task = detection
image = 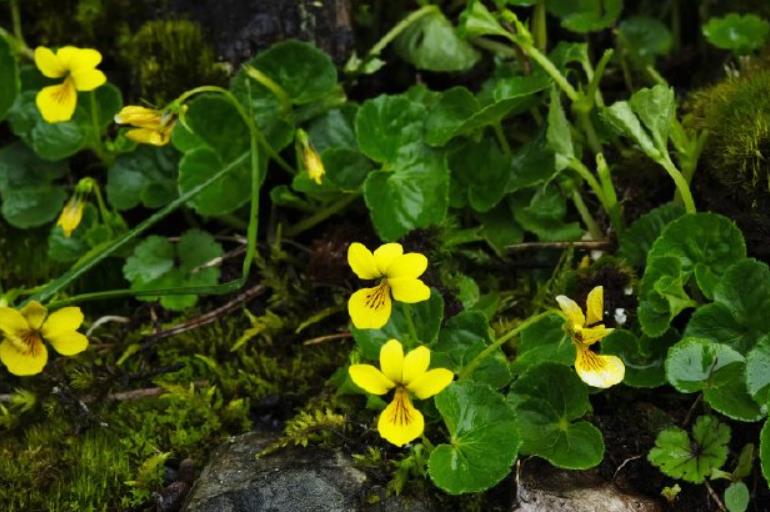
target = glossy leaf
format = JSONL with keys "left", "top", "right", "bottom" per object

{"left": 602, "top": 329, "right": 678, "bottom": 388}
{"left": 746, "top": 335, "right": 770, "bottom": 405}
{"left": 703, "top": 14, "right": 770, "bottom": 55}
{"left": 107, "top": 146, "right": 178, "bottom": 210}
{"left": 449, "top": 135, "right": 510, "bottom": 212}
{"left": 618, "top": 202, "right": 685, "bottom": 267}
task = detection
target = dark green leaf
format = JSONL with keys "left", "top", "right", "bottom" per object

{"left": 107, "top": 146, "right": 178, "bottom": 210}
{"left": 356, "top": 95, "right": 426, "bottom": 163}
{"left": 510, "top": 312, "right": 573, "bottom": 374}
{"left": 746, "top": 335, "right": 770, "bottom": 405}
{"left": 477, "top": 200, "right": 524, "bottom": 252}
{"left": 547, "top": 0, "right": 623, "bottom": 33}
{"left": 602, "top": 328, "right": 678, "bottom": 388}
{"left": 0, "top": 36, "right": 19, "bottom": 121}
{"left": 637, "top": 256, "right": 695, "bottom": 338}
{"left": 618, "top": 202, "right": 685, "bottom": 267}
{"left": 511, "top": 184, "right": 583, "bottom": 241}
{"left": 618, "top": 16, "right": 673, "bottom": 67}
{"left": 322, "top": 148, "right": 372, "bottom": 190}
{"left": 449, "top": 135, "right": 510, "bottom": 212}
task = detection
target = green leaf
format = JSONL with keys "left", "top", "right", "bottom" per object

{"left": 647, "top": 213, "right": 746, "bottom": 298}
{"left": 363, "top": 146, "right": 449, "bottom": 241}
{"left": 665, "top": 338, "right": 763, "bottom": 422}
{"left": 0, "top": 141, "right": 67, "bottom": 228}
{"left": 176, "top": 95, "right": 258, "bottom": 216}
{"left": 510, "top": 312, "right": 573, "bottom": 374}
{"left": 107, "top": 146, "right": 178, "bottom": 210}
{"left": 322, "top": 148, "right": 372, "bottom": 190}
{"left": 477, "top": 200, "right": 524, "bottom": 252}
{"left": 761, "top": 420, "right": 770, "bottom": 486}
{"left": 637, "top": 256, "right": 695, "bottom": 338}
{"left": 685, "top": 259, "right": 770, "bottom": 354}
{"left": 602, "top": 100, "right": 659, "bottom": 159}
{"left": 123, "top": 230, "right": 224, "bottom": 311}
{"left": 394, "top": 8, "right": 480, "bottom": 72}
{"left": 356, "top": 95, "right": 426, "bottom": 163}
{"left": 602, "top": 329, "right": 678, "bottom": 388}
{"left": 511, "top": 184, "right": 583, "bottom": 241}
{"left": 0, "top": 36, "right": 19, "bottom": 121}
{"left": 506, "top": 131, "right": 559, "bottom": 192}
{"left": 448, "top": 135, "right": 510, "bottom": 212}
{"left": 307, "top": 105, "right": 358, "bottom": 152}
{"left": 628, "top": 85, "right": 675, "bottom": 154}
{"left": 350, "top": 290, "right": 444, "bottom": 360}
{"left": 746, "top": 335, "right": 770, "bottom": 405}
{"left": 459, "top": 1, "right": 510, "bottom": 39}
{"left": 703, "top": 14, "right": 770, "bottom": 55}
{"left": 509, "top": 363, "right": 604, "bottom": 469}
{"left": 648, "top": 415, "right": 730, "bottom": 484}
{"left": 547, "top": 0, "right": 623, "bottom": 33}
{"left": 47, "top": 204, "right": 99, "bottom": 262}
{"left": 546, "top": 88, "right": 574, "bottom": 171}
{"left": 724, "top": 482, "right": 749, "bottom": 512}
{"left": 428, "top": 381, "right": 520, "bottom": 494}
{"left": 618, "top": 202, "right": 685, "bottom": 267}
{"left": 432, "top": 311, "right": 512, "bottom": 389}
{"left": 617, "top": 16, "right": 673, "bottom": 67}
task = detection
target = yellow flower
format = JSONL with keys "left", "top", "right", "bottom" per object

{"left": 114, "top": 105, "right": 174, "bottom": 146}
{"left": 349, "top": 339, "right": 453, "bottom": 446}
{"left": 34, "top": 46, "right": 107, "bottom": 123}
{"left": 0, "top": 301, "right": 89, "bottom": 376}
{"left": 556, "top": 286, "right": 624, "bottom": 388}
{"left": 347, "top": 242, "right": 431, "bottom": 329}
{"left": 57, "top": 195, "right": 86, "bottom": 237}
{"left": 304, "top": 145, "right": 325, "bottom": 185}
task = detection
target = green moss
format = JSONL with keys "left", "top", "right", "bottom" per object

{"left": 120, "top": 19, "right": 227, "bottom": 104}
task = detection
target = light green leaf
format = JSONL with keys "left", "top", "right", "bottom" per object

{"left": 123, "top": 235, "right": 174, "bottom": 283}
{"left": 665, "top": 338, "right": 763, "bottom": 421}
{"left": 394, "top": 8, "right": 480, "bottom": 72}
{"left": 602, "top": 329, "right": 678, "bottom": 388}
{"left": 355, "top": 94, "right": 426, "bottom": 164}
{"left": 637, "top": 256, "right": 695, "bottom": 338}
{"left": 428, "top": 381, "right": 520, "bottom": 494}
{"left": 509, "top": 363, "right": 604, "bottom": 469}
{"left": 648, "top": 415, "right": 730, "bottom": 484}
{"left": 746, "top": 335, "right": 770, "bottom": 405}
{"left": 703, "top": 14, "right": 770, "bottom": 55}
{"left": 724, "top": 482, "right": 749, "bottom": 512}
{"left": 602, "top": 100, "right": 659, "bottom": 159}
{"left": 546, "top": 88, "right": 574, "bottom": 171}
{"left": 628, "top": 85, "right": 675, "bottom": 153}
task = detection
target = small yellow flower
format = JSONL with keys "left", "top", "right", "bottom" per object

{"left": 34, "top": 46, "right": 107, "bottom": 123}
{"left": 114, "top": 105, "right": 175, "bottom": 146}
{"left": 296, "top": 129, "right": 325, "bottom": 185}
{"left": 556, "top": 286, "right": 624, "bottom": 388}
{"left": 347, "top": 242, "right": 431, "bottom": 329}
{"left": 349, "top": 339, "right": 453, "bottom": 446}
{"left": 57, "top": 195, "right": 86, "bottom": 237}
{"left": 0, "top": 301, "right": 89, "bottom": 376}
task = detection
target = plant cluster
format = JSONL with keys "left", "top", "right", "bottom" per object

{"left": 1, "top": 0, "right": 770, "bottom": 509}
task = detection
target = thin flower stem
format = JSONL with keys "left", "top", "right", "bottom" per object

{"left": 88, "top": 92, "right": 114, "bottom": 167}
{"left": 459, "top": 310, "right": 555, "bottom": 380}
{"left": 9, "top": 0, "right": 25, "bottom": 48}
{"left": 283, "top": 193, "right": 360, "bottom": 238}
{"left": 244, "top": 65, "right": 292, "bottom": 115}
{"left": 404, "top": 304, "right": 420, "bottom": 344}
{"left": 493, "top": 122, "right": 511, "bottom": 156}
{"left": 660, "top": 157, "right": 696, "bottom": 213}
{"left": 517, "top": 40, "right": 578, "bottom": 101}
{"left": 532, "top": 0, "right": 547, "bottom": 51}
{"left": 368, "top": 5, "right": 437, "bottom": 58}
{"left": 568, "top": 158, "right": 611, "bottom": 213}
{"left": 572, "top": 190, "right": 603, "bottom": 240}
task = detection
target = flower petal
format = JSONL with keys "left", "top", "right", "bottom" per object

{"left": 0, "top": 339, "right": 47, "bottom": 376}
{"left": 556, "top": 295, "right": 585, "bottom": 328}
{"left": 47, "top": 331, "right": 89, "bottom": 356}
{"left": 585, "top": 286, "right": 604, "bottom": 326}
{"left": 56, "top": 46, "right": 102, "bottom": 72}
{"left": 373, "top": 243, "right": 403, "bottom": 275}
{"left": 348, "top": 286, "right": 392, "bottom": 329}
{"left": 407, "top": 368, "right": 454, "bottom": 399}
{"left": 386, "top": 253, "right": 428, "bottom": 279}
{"left": 347, "top": 242, "right": 380, "bottom": 280}
{"left": 20, "top": 301, "right": 48, "bottom": 330}
{"left": 36, "top": 81, "right": 78, "bottom": 123}
{"left": 380, "top": 339, "right": 404, "bottom": 383}
{"left": 0, "top": 307, "right": 30, "bottom": 339}
{"left": 578, "top": 325, "right": 613, "bottom": 346}
{"left": 125, "top": 128, "right": 169, "bottom": 146}
{"left": 389, "top": 278, "right": 430, "bottom": 303}
{"left": 349, "top": 364, "right": 394, "bottom": 395}
{"left": 34, "top": 46, "right": 66, "bottom": 78}
{"left": 377, "top": 388, "right": 424, "bottom": 447}
{"left": 402, "top": 346, "right": 430, "bottom": 385}
{"left": 115, "top": 106, "right": 162, "bottom": 127}
{"left": 71, "top": 68, "right": 106, "bottom": 91}
{"left": 575, "top": 348, "right": 625, "bottom": 388}
{"left": 41, "top": 307, "right": 84, "bottom": 340}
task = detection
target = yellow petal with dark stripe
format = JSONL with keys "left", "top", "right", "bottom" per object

{"left": 574, "top": 348, "right": 624, "bottom": 388}
{"left": 348, "top": 284, "right": 392, "bottom": 329}
{"left": 377, "top": 388, "right": 424, "bottom": 447}
{"left": 36, "top": 81, "right": 78, "bottom": 123}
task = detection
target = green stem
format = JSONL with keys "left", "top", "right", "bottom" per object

{"left": 659, "top": 157, "right": 696, "bottom": 213}
{"left": 516, "top": 39, "right": 578, "bottom": 101}
{"left": 369, "top": 5, "right": 437, "bottom": 57}
{"left": 243, "top": 65, "right": 292, "bottom": 115}
{"left": 576, "top": 110, "right": 602, "bottom": 156}
{"left": 532, "top": 0, "right": 547, "bottom": 51}
{"left": 9, "top": 0, "right": 25, "bottom": 48}
{"left": 572, "top": 189, "right": 603, "bottom": 240}
{"left": 568, "top": 158, "right": 609, "bottom": 213}
{"left": 404, "top": 304, "right": 420, "bottom": 344}
{"left": 284, "top": 193, "right": 360, "bottom": 238}
{"left": 459, "top": 310, "right": 555, "bottom": 380}
{"left": 585, "top": 49, "right": 613, "bottom": 109}
{"left": 493, "top": 122, "right": 511, "bottom": 156}
{"left": 88, "top": 92, "right": 114, "bottom": 166}
{"left": 595, "top": 153, "right": 624, "bottom": 235}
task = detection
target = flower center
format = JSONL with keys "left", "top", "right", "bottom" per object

{"left": 11, "top": 329, "right": 43, "bottom": 356}
{"left": 364, "top": 280, "right": 390, "bottom": 310}
{"left": 577, "top": 347, "right": 605, "bottom": 371}
{"left": 53, "top": 78, "right": 75, "bottom": 104}
{"left": 389, "top": 387, "right": 413, "bottom": 426}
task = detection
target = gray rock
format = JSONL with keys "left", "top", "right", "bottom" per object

{"left": 182, "top": 432, "right": 436, "bottom": 512}
{"left": 514, "top": 459, "right": 662, "bottom": 512}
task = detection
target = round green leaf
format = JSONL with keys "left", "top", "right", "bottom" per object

{"left": 746, "top": 335, "right": 770, "bottom": 405}
{"left": 107, "top": 146, "right": 178, "bottom": 210}
{"left": 322, "top": 148, "right": 372, "bottom": 190}
{"left": 510, "top": 312, "right": 573, "bottom": 374}
{"left": 647, "top": 213, "right": 746, "bottom": 298}
{"left": 618, "top": 202, "right": 685, "bottom": 268}
{"left": 123, "top": 235, "right": 174, "bottom": 283}
{"left": 547, "top": 0, "right": 623, "bottom": 33}
{"left": 617, "top": 16, "right": 673, "bottom": 67}
{"left": 509, "top": 363, "right": 604, "bottom": 469}
{"left": 703, "top": 14, "right": 770, "bottom": 55}
{"left": 448, "top": 135, "right": 510, "bottom": 213}
{"left": 603, "top": 329, "right": 677, "bottom": 388}
{"left": 761, "top": 419, "right": 770, "bottom": 486}
{"left": 428, "top": 381, "right": 520, "bottom": 494}
{"left": 724, "top": 482, "right": 749, "bottom": 512}
{"left": 355, "top": 95, "right": 426, "bottom": 163}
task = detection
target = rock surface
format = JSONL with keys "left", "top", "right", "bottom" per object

{"left": 183, "top": 432, "right": 663, "bottom": 512}
{"left": 513, "top": 459, "right": 663, "bottom": 512}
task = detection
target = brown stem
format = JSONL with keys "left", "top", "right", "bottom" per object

{"left": 506, "top": 240, "right": 612, "bottom": 251}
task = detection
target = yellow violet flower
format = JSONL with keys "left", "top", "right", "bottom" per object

{"left": 349, "top": 339, "right": 453, "bottom": 446}
{"left": 0, "top": 301, "right": 89, "bottom": 376}
{"left": 34, "top": 46, "right": 107, "bottom": 123}
{"left": 556, "top": 286, "right": 625, "bottom": 389}
{"left": 347, "top": 242, "right": 431, "bottom": 329}
{"left": 296, "top": 129, "right": 325, "bottom": 184}
{"left": 57, "top": 194, "right": 86, "bottom": 237}
{"left": 114, "top": 105, "right": 175, "bottom": 146}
